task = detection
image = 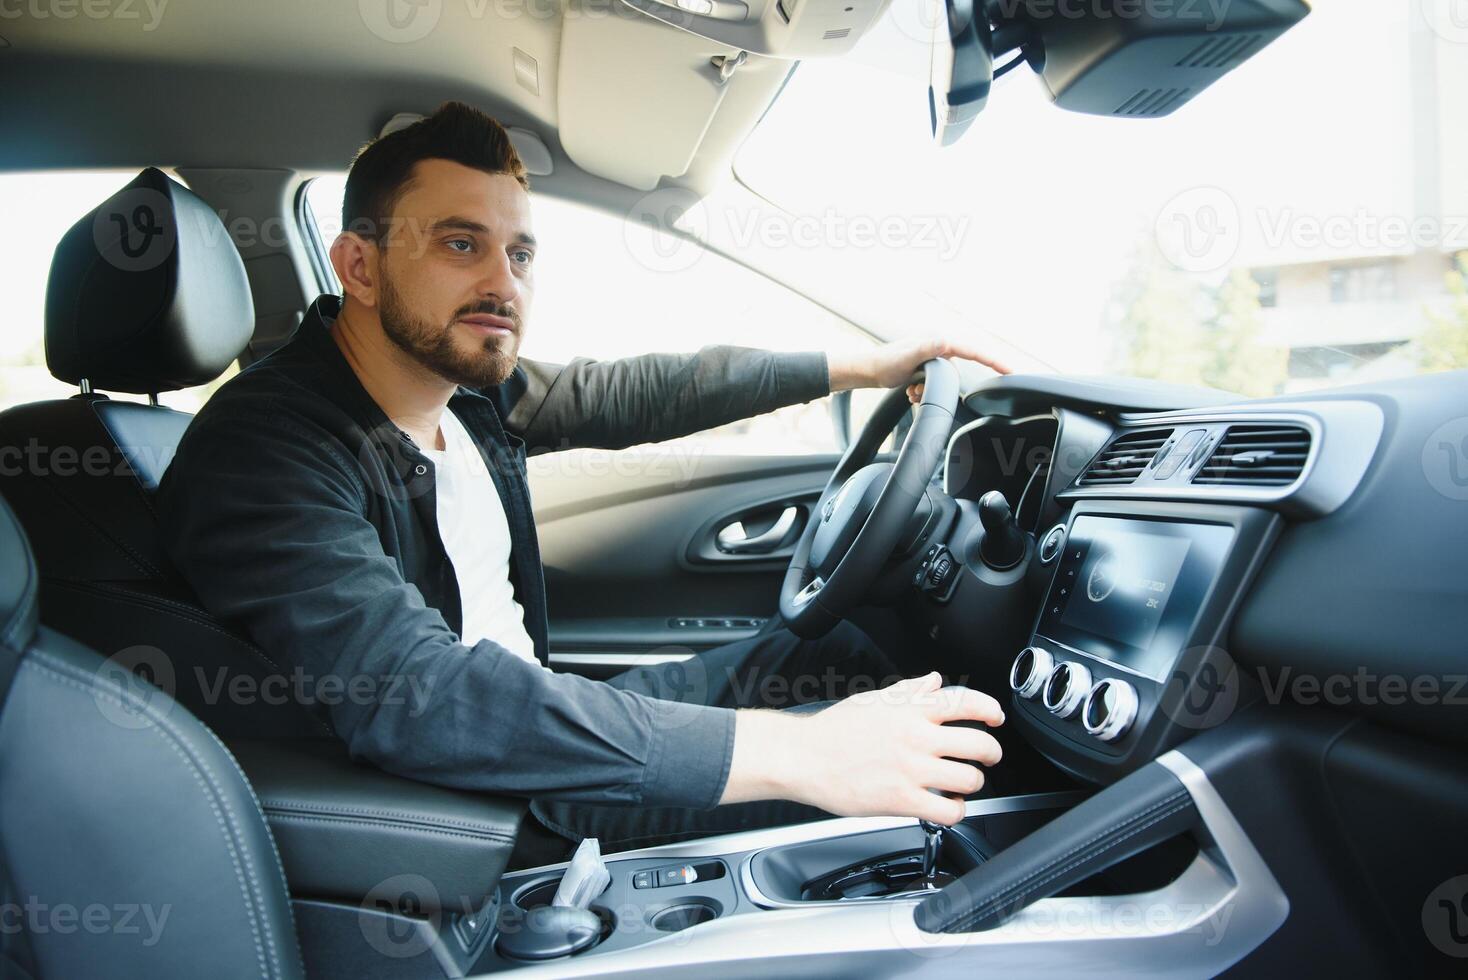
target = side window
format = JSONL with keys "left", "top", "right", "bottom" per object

{"left": 304, "top": 176, "right": 880, "bottom": 455}
{"left": 0, "top": 171, "right": 236, "bottom": 415}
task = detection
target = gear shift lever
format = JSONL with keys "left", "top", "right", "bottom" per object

{"left": 919, "top": 820, "right": 944, "bottom": 887}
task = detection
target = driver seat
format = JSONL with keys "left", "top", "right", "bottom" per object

{"left": 0, "top": 167, "right": 325, "bottom": 739}
{"left": 0, "top": 492, "right": 304, "bottom": 979}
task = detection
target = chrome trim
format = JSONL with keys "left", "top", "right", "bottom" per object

{"left": 1042, "top": 660, "right": 1091, "bottom": 718}
{"left": 792, "top": 575, "right": 825, "bottom": 607}
{"left": 1059, "top": 401, "right": 1383, "bottom": 516}
{"left": 1082, "top": 677, "right": 1138, "bottom": 742}
{"left": 503, "top": 792, "right": 1085, "bottom": 880}
{"left": 1009, "top": 645, "right": 1054, "bottom": 699}
{"left": 500, "top": 756, "right": 1287, "bottom": 978}
{"left": 548, "top": 651, "right": 696, "bottom": 669}
{"left": 716, "top": 506, "right": 798, "bottom": 554}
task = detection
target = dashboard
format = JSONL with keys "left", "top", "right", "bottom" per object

{"left": 914, "top": 369, "right": 1468, "bottom": 783}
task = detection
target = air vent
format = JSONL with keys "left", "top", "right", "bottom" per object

{"left": 1175, "top": 34, "right": 1262, "bottom": 69}
{"left": 1193, "top": 424, "right": 1311, "bottom": 486}
{"left": 1112, "top": 88, "right": 1191, "bottom": 116}
{"left": 1078, "top": 428, "right": 1175, "bottom": 486}
{"left": 823, "top": 27, "right": 851, "bottom": 40}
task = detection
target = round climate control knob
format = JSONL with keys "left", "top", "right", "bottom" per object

{"left": 1082, "top": 678, "right": 1139, "bottom": 742}
{"left": 1042, "top": 661, "right": 1092, "bottom": 718}
{"left": 1009, "top": 646, "right": 1055, "bottom": 700}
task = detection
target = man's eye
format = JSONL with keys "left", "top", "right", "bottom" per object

{"left": 446, "top": 239, "right": 474, "bottom": 253}
{"left": 511, "top": 248, "right": 534, "bottom": 265}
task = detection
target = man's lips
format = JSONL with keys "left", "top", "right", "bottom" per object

{"left": 457, "top": 313, "right": 517, "bottom": 336}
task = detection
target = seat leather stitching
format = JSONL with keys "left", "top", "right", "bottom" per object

{"left": 25, "top": 653, "right": 297, "bottom": 979}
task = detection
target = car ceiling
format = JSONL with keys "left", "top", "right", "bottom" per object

{"left": 0, "top": 0, "right": 794, "bottom": 194}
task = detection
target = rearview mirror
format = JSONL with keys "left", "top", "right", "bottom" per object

{"left": 930, "top": 0, "right": 1310, "bottom": 144}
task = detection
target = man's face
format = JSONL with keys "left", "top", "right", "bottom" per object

{"left": 373, "top": 158, "right": 536, "bottom": 388}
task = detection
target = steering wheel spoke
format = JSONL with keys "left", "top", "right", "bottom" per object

{"left": 778, "top": 358, "right": 962, "bottom": 638}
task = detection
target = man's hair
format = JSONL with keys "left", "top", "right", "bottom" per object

{"left": 342, "top": 101, "right": 530, "bottom": 241}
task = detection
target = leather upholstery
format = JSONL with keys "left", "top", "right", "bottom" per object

{"left": 0, "top": 398, "right": 327, "bottom": 739}
{"left": 0, "top": 496, "right": 304, "bottom": 980}
{"left": 231, "top": 739, "right": 526, "bottom": 915}
{"left": 44, "top": 167, "right": 254, "bottom": 394}
{"left": 0, "top": 488, "right": 37, "bottom": 663}
{"left": 0, "top": 169, "right": 324, "bottom": 739}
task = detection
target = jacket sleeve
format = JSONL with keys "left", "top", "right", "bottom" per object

{"left": 503, "top": 346, "right": 830, "bottom": 455}
{"left": 155, "top": 408, "right": 735, "bottom": 808}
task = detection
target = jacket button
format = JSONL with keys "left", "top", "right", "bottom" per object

{"left": 414, "top": 464, "right": 428, "bottom": 476}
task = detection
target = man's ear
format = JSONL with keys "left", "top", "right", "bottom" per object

{"left": 330, "top": 232, "right": 379, "bottom": 308}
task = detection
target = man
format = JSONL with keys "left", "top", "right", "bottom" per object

{"left": 158, "top": 102, "right": 1009, "bottom": 865}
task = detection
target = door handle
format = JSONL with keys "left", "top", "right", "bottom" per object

{"left": 716, "top": 506, "right": 799, "bottom": 554}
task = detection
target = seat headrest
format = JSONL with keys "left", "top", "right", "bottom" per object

{"left": 0, "top": 493, "right": 38, "bottom": 656}
{"left": 44, "top": 167, "right": 255, "bottom": 395}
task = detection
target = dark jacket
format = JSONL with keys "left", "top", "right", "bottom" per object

{"left": 156, "top": 295, "right": 830, "bottom": 808}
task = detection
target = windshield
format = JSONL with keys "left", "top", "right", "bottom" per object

{"left": 736, "top": 0, "right": 1468, "bottom": 396}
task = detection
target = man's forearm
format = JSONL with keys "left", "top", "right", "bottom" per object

{"left": 506, "top": 347, "right": 830, "bottom": 454}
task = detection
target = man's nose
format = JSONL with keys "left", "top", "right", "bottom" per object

{"left": 474, "top": 251, "right": 520, "bottom": 307}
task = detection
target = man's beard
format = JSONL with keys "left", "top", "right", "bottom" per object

{"left": 378, "top": 270, "right": 520, "bottom": 388}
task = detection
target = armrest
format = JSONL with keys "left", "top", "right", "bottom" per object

{"left": 228, "top": 738, "right": 526, "bottom": 914}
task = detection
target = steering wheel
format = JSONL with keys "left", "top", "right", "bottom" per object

{"left": 779, "top": 358, "right": 961, "bottom": 638}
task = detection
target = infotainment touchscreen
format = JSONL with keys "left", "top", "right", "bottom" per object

{"left": 1036, "top": 516, "right": 1235, "bottom": 681}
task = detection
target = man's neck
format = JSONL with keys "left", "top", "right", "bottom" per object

{"left": 329, "top": 300, "right": 457, "bottom": 451}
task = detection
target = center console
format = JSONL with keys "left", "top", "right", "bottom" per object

{"left": 1008, "top": 500, "right": 1280, "bottom": 781}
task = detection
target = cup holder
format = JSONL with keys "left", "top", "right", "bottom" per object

{"left": 650, "top": 899, "right": 721, "bottom": 933}
{"left": 511, "top": 876, "right": 615, "bottom": 941}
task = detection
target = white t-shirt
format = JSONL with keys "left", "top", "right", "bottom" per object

{"left": 420, "top": 408, "right": 539, "bottom": 666}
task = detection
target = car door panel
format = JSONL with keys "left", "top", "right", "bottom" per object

{"left": 530, "top": 449, "right": 839, "bottom": 674}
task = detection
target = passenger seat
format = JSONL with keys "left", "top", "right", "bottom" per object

{"left": 0, "top": 167, "right": 324, "bottom": 738}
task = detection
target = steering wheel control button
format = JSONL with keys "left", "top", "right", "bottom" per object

{"left": 914, "top": 545, "right": 961, "bottom": 603}
{"left": 1042, "top": 660, "right": 1092, "bottom": 718}
{"left": 1009, "top": 646, "right": 1054, "bottom": 699}
{"left": 1038, "top": 524, "right": 1066, "bottom": 564}
{"left": 1083, "top": 678, "right": 1139, "bottom": 742}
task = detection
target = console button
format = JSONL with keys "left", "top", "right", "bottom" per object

{"left": 633, "top": 871, "right": 653, "bottom": 889}
{"left": 657, "top": 864, "right": 698, "bottom": 887}
{"left": 1008, "top": 646, "right": 1054, "bottom": 700}
{"left": 1082, "top": 678, "right": 1139, "bottom": 742}
{"left": 1042, "top": 661, "right": 1092, "bottom": 718}
{"left": 1038, "top": 524, "right": 1066, "bottom": 564}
